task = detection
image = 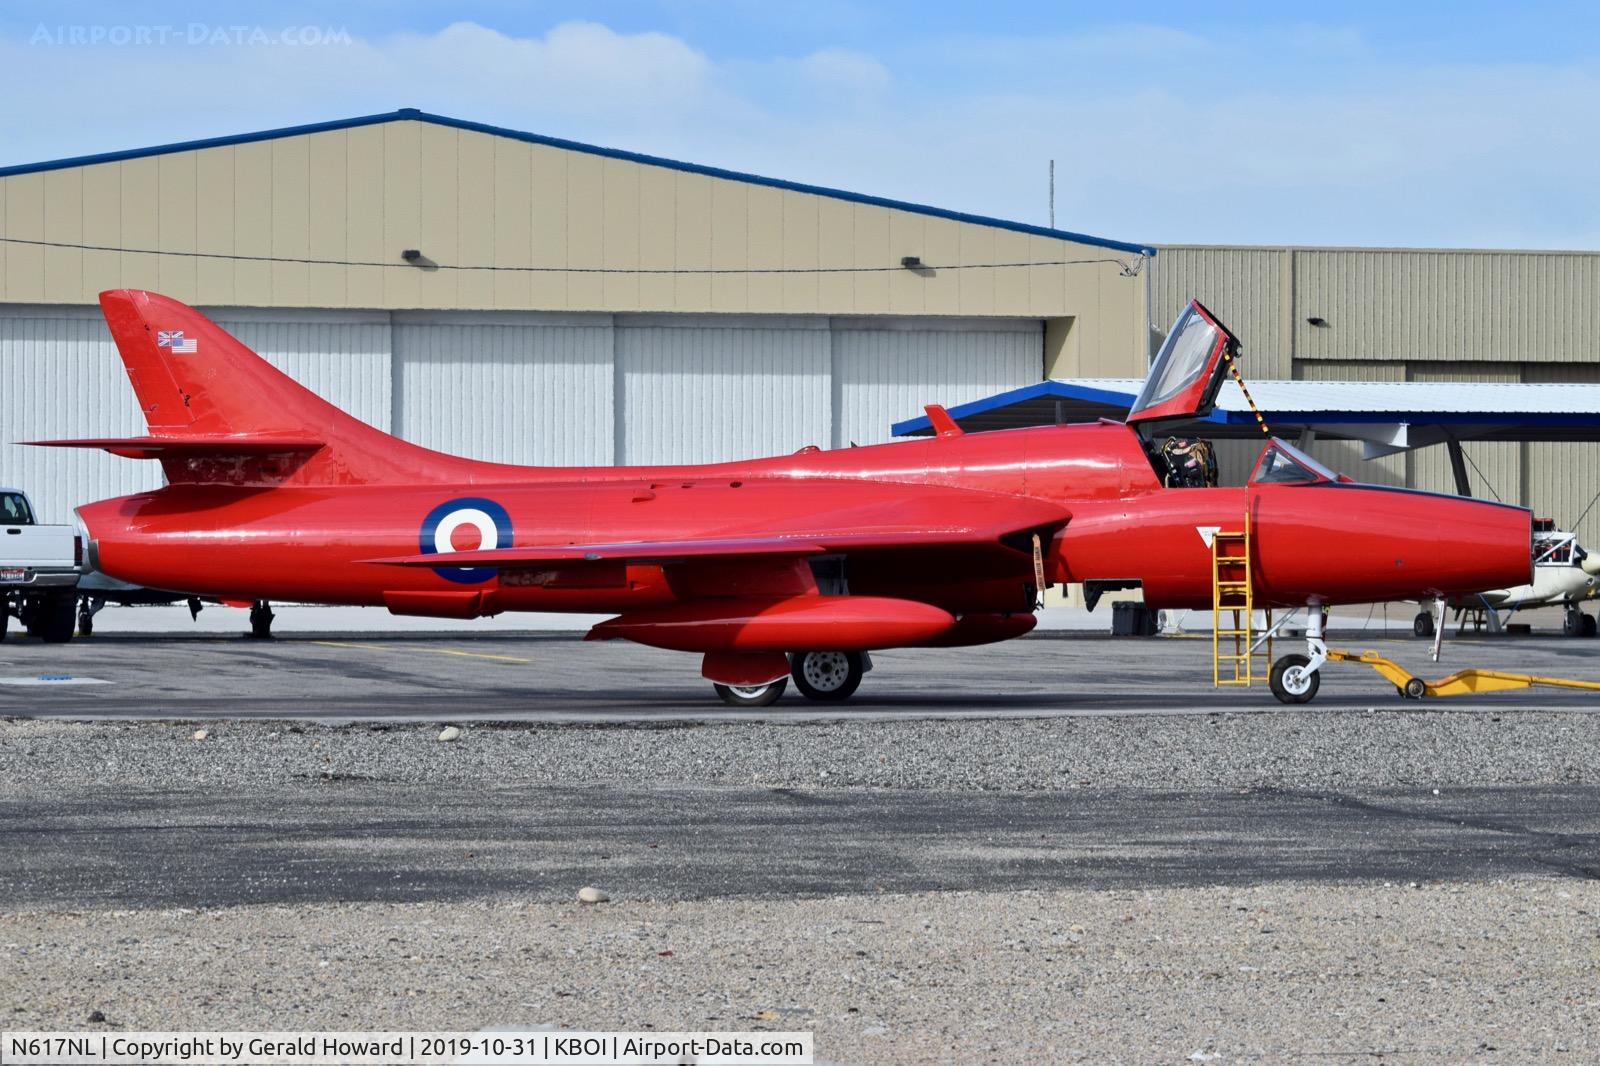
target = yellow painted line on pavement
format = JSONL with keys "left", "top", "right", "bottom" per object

{"left": 308, "top": 640, "right": 532, "bottom": 664}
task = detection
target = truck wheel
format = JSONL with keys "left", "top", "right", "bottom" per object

{"left": 37, "top": 591, "right": 77, "bottom": 644}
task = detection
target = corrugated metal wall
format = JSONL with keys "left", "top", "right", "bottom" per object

{"left": 217, "top": 311, "right": 393, "bottom": 432}
{"left": 1149, "top": 247, "right": 1291, "bottom": 378}
{"left": 394, "top": 315, "right": 614, "bottom": 466}
{"left": 1153, "top": 246, "right": 1600, "bottom": 547}
{"left": 1, "top": 306, "right": 1042, "bottom": 523}
{"left": 1292, "top": 250, "right": 1600, "bottom": 364}
{"left": 616, "top": 317, "right": 831, "bottom": 465}
{"left": 834, "top": 319, "right": 1042, "bottom": 448}
{"left": 0, "top": 307, "right": 155, "bottom": 524}
{"left": 0, "top": 118, "right": 1148, "bottom": 369}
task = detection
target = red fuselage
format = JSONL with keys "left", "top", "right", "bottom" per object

{"left": 80, "top": 420, "right": 1531, "bottom": 618}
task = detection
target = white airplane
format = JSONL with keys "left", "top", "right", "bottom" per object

{"left": 1413, "top": 520, "right": 1600, "bottom": 637}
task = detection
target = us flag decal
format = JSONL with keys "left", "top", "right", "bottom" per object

{"left": 156, "top": 330, "right": 198, "bottom": 354}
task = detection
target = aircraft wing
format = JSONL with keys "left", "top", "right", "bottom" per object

{"left": 366, "top": 489, "right": 1068, "bottom": 568}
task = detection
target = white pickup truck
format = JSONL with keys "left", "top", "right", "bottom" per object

{"left": 1, "top": 488, "right": 81, "bottom": 642}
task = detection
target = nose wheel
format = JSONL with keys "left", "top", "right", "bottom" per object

{"left": 1270, "top": 602, "right": 1329, "bottom": 704}
{"left": 1270, "top": 653, "right": 1320, "bottom": 703}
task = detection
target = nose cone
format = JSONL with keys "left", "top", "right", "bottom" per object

{"left": 1420, "top": 493, "right": 1533, "bottom": 595}
{"left": 1256, "top": 485, "right": 1531, "bottom": 605}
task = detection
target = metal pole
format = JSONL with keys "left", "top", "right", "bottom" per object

{"left": 1048, "top": 159, "right": 1055, "bottom": 228}
{"left": 1445, "top": 435, "right": 1473, "bottom": 497}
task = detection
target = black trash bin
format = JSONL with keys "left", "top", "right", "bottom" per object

{"left": 1110, "top": 601, "right": 1159, "bottom": 637}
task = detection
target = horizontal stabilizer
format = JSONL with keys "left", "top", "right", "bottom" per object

{"left": 24, "top": 435, "right": 324, "bottom": 460}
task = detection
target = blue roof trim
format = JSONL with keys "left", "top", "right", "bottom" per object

{"left": 0, "top": 108, "right": 1157, "bottom": 257}
{"left": 892, "top": 379, "right": 1600, "bottom": 436}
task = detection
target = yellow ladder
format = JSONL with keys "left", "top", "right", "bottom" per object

{"left": 1212, "top": 515, "right": 1272, "bottom": 685}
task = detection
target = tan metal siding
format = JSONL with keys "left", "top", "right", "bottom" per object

{"left": 1151, "top": 247, "right": 1290, "bottom": 378}
{"left": 1, "top": 120, "right": 1146, "bottom": 359}
{"left": 1292, "top": 249, "right": 1600, "bottom": 364}
{"left": 1522, "top": 362, "right": 1600, "bottom": 547}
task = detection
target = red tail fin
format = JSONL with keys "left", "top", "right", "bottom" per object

{"left": 59, "top": 290, "right": 458, "bottom": 485}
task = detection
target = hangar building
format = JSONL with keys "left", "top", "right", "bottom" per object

{"left": 0, "top": 109, "right": 1150, "bottom": 523}
{"left": 2, "top": 109, "right": 1597, "bottom": 549}
{"left": 1145, "top": 247, "right": 1600, "bottom": 545}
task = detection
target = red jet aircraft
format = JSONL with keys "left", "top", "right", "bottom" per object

{"left": 35, "top": 291, "right": 1531, "bottom": 705}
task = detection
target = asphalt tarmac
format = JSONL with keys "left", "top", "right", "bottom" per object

{"left": 3, "top": 630, "right": 1599, "bottom": 909}
{"left": 4, "top": 782, "right": 1599, "bottom": 909}
{"left": 4, "top": 628, "right": 1600, "bottom": 720}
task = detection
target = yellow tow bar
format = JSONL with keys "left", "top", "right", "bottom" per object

{"left": 1326, "top": 648, "right": 1600, "bottom": 700}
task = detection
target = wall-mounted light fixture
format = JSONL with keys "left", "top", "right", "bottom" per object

{"left": 1306, "top": 316, "right": 1329, "bottom": 327}
{"left": 401, "top": 249, "right": 424, "bottom": 263}
{"left": 900, "top": 256, "right": 923, "bottom": 270}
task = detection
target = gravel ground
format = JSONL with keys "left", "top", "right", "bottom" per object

{"left": 6, "top": 714, "right": 1599, "bottom": 1063}
{"left": 2, "top": 710, "right": 1598, "bottom": 794}
{"left": 4, "top": 881, "right": 1597, "bottom": 1064}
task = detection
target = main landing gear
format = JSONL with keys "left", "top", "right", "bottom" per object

{"left": 712, "top": 679, "right": 788, "bottom": 707}
{"left": 249, "top": 600, "right": 275, "bottom": 639}
{"left": 710, "top": 651, "right": 872, "bottom": 707}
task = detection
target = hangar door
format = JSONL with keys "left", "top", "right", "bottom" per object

{"left": 0, "top": 305, "right": 390, "bottom": 524}
{"left": 392, "top": 312, "right": 615, "bottom": 467}
{"left": 617, "top": 315, "right": 1042, "bottom": 463}
{"left": 831, "top": 318, "right": 1042, "bottom": 448}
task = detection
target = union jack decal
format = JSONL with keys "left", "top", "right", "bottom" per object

{"left": 156, "top": 330, "right": 197, "bottom": 354}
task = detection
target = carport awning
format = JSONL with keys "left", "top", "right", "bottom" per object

{"left": 892, "top": 378, "right": 1600, "bottom": 456}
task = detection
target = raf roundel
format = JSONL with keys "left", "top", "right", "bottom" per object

{"left": 419, "top": 498, "right": 513, "bottom": 584}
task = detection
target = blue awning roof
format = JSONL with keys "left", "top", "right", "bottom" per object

{"left": 893, "top": 378, "right": 1600, "bottom": 454}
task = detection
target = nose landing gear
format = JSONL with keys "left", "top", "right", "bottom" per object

{"left": 1270, "top": 601, "right": 1328, "bottom": 705}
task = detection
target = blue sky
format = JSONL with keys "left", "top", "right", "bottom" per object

{"left": 5, "top": 2, "right": 1600, "bottom": 248}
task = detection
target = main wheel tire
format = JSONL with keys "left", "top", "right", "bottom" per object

{"left": 1269, "top": 653, "right": 1320, "bottom": 704}
{"left": 790, "top": 650, "right": 865, "bottom": 702}
{"left": 249, "top": 602, "right": 274, "bottom": 639}
{"left": 1585, "top": 613, "right": 1597, "bottom": 638}
{"left": 36, "top": 591, "right": 77, "bottom": 644}
{"left": 77, "top": 604, "right": 93, "bottom": 637}
{"left": 1565, "top": 608, "right": 1585, "bottom": 637}
{"left": 1413, "top": 612, "right": 1435, "bottom": 638}
{"left": 713, "top": 678, "right": 787, "bottom": 707}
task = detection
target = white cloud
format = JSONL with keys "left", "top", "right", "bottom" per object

{"left": 3, "top": 19, "right": 1600, "bottom": 248}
